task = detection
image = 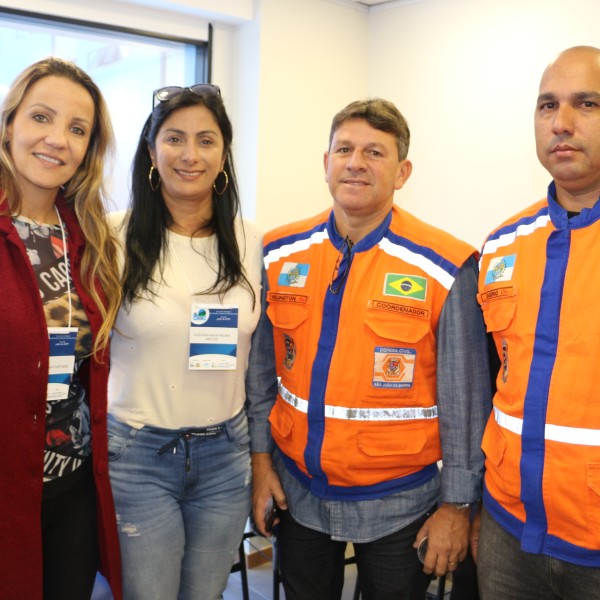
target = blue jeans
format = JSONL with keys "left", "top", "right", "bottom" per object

{"left": 108, "top": 411, "right": 251, "bottom": 600}
{"left": 478, "top": 506, "right": 600, "bottom": 600}
{"left": 276, "top": 506, "right": 434, "bottom": 600}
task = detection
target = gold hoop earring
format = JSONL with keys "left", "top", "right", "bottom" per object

{"left": 213, "top": 170, "right": 229, "bottom": 196}
{"left": 149, "top": 165, "right": 161, "bottom": 192}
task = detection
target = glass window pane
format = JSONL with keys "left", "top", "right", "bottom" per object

{"left": 0, "top": 10, "right": 207, "bottom": 209}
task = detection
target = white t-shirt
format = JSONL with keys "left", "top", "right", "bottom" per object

{"left": 108, "top": 211, "right": 263, "bottom": 429}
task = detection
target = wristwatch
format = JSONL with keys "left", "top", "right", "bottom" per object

{"left": 448, "top": 502, "right": 471, "bottom": 510}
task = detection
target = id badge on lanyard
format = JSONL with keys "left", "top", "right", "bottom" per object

{"left": 189, "top": 304, "right": 238, "bottom": 370}
{"left": 47, "top": 326, "right": 78, "bottom": 400}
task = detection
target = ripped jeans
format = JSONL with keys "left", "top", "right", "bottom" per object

{"left": 108, "top": 410, "right": 251, "bottom": 600}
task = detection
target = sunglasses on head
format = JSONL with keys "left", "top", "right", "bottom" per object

{"left": 152, "top": 83, "right": 221, "bottom": 109}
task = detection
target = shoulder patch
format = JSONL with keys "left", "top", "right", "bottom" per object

{"left": 277, "top": 262, "right": 310, "bottom": 287}
{"left": 485, "top": 255, "right": 516, "bottom": 285}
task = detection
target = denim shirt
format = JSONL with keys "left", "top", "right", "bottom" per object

{"left": 260, "top": 256, "right": 492, "bottom": 543}
{"left": 246, "top": 266, "right": 279, "bottom": 453}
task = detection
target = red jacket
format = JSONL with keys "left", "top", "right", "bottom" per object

{"left": 0, "top": 197, "right": 122, "bottom": 600}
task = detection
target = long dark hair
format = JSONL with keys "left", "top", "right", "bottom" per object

{"left": 122, "top": 88, "right": 254, "bottom": 308}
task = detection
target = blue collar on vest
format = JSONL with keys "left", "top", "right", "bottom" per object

{"left": 547, "top": 181, "right": 600, "bottom": 230}
{"left": 326, "top": 207, "right": 393, "bottom": 252}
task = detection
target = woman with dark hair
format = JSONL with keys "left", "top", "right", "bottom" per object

{"left": 107, "top": 84, "right": 276, "bottom": 599}
{"left": 0, "top": 57, "right": 123, "bottom": 600}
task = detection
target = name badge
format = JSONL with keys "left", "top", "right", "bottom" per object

{"left": 47, "top": 327, "right": 78, "bottom": 400}
{"left": 189, "top": 304, "right": 238, "bottom": 370}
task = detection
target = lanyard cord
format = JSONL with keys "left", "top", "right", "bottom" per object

{"left": 54, "top": 206, "right": 73, "bottom": 328}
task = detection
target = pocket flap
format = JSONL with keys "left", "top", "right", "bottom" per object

{"left": 267, "top": 291, "right": 309, "bottom": 330}
{"left": 269, "top": 403, "right": 294, "bottom": 438}
{"left": 481, "top": 418, "right": 506, "bottom": 467}
{"left": 587, "top": 464, "right": 600, "bottom": 498}
{"left": 479, "top": 288, "right": 517, "bottom": 333}
{"left": 364, "top": 306, "right": 430, "bottom": 343}
{"left": 357, "top": 426, "right": 427, "bottom": 457}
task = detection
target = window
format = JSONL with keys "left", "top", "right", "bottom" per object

{"left": 0, "top": 8, "right": 209, "bottom": 209}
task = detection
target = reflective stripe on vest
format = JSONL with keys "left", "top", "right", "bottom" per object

{"left": 494, "top": 406, "right": 600, "bottom": 446}
{"left": 264, "top": 229, "right": 329, "bottom": 268}
{"left": 279, "top": 380, "right": 438, "bottom": 422}
{"left": 379, "top": 237, "right": 456, "bottom": 290}
{"left": 480, "top": 213, "right": 551, "bottom": 257}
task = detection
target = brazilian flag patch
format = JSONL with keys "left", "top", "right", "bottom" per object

{"left": 384, "top": 274, "right": 427, "bottom": 301}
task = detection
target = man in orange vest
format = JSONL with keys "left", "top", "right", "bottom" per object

{"left": 475, "top": 46, "right": 600, "bottom": 598}
{"left": 252, "top": 98, "right": 491, "bottom": 599}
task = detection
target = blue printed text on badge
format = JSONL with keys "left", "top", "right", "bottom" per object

{"left": 372, "top": 347, "right": 416, "bottom": 388}
{"left": 189, "top": 304, "right": 238, "bottom": 370}
{"left": 48, "top": 327, "right": 78, "bottom": 401}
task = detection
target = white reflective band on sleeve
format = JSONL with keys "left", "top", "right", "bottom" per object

{"left": 264, "top": 229, "right": 329, "bottom": 268}
{"left": 481, "top": 214, "right": 551, "bottom": 256}
{"left": 494, "top": 406, "right": 600, "bottom": 446}
{"left": 379, "top": 237, "right": 455, "bottom": 291}
{"left": 279, "top": 381, "right": 438, "bottom": 421}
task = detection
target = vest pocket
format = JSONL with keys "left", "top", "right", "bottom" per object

{"left": 481, "top": 418, "right": 506, "bottom": 467}
{"left": 482, "top": 418, "right": 521, "bottom": 501}
{"left": 479, "top": 289, "right": 518, "bottom": 404}
{"left": 357, "top": 425, "right": 429, "bottom": 467}
{"left": 364, "top": 308, "right": 430, "bottom": 343}
{"left": 478, "top": 287, "right": 517, "bottom": 333}
{"left": 269, "top": 402, "right": 294, "bottom": 440}
{"left": 586, "top": 463, "right": 600, "bottom": 538}
{"left": 266, "top": 294, "right": 309, "bottom": 330}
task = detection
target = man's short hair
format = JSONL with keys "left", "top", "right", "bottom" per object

{"left": 328, "top": 98, "right": 410, "bottom": 160}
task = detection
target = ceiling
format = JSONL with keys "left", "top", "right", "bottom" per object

{"left": 348, "top": 0, "right": 424, "bottom": 7}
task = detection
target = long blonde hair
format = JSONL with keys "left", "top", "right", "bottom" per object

{"left": 0, "top": 57, "right": 121, "bottom": 356}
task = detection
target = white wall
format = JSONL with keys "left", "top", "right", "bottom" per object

{"left": 2, "top": 0, "right": 598, "bottom": 247}
{"left": 248, "top": 0, "right": 368, "bottom": 228}
{"left": 367, "top": 0, "right": 600, "bottom": 246}
{"left": 0, "top": 0, "right": 369, "bottom": 227}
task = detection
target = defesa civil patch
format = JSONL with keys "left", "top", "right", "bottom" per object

{"left": 373, "top": 347, "right": 416, "bottom": 388}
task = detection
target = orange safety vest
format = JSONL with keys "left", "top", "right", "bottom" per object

{"left": 478, "top": 182, "right": 600, "bottom": 566}
{"left": 264, "top": 205, "right": 475, "bottom": 500}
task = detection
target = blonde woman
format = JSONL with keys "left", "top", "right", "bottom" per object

{"left": 0, "top": 58, "right": 122, "bottom": 600}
